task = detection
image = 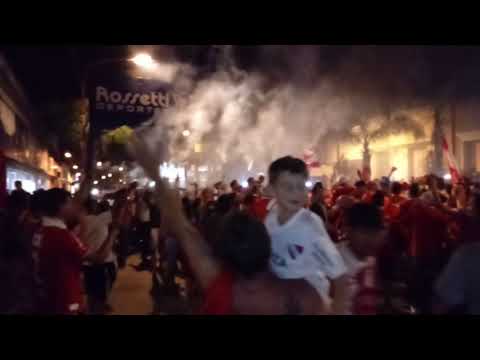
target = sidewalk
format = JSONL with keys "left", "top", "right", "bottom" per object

{"left": 109, "top": 256, "right": 153, "bottom": 315}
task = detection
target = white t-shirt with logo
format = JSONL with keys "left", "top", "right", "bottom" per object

{"left": 265, "top": 206, "right": 347, "bottom": 302}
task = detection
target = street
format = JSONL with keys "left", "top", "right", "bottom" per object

{"left": 109, "top": 256, "right": 153, "bottom": 315}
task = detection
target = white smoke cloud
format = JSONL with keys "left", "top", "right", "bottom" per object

{"left": 137, "top": 45, "right": 364, "bottom": 184}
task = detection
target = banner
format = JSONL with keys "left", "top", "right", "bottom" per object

{"left": 442, "top": 134, "right": 460, "bottom": 184}
{"left": 303, "top": 149, "right": 320, "bottom": 168}
{"left": 87, "top": 70, "right": 182, "bottom": 133}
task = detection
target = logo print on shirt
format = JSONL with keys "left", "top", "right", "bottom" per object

{"left": 288, "top": 245, "right": 304, "bottom": 260}
{"left": 271, "top": 253, "right": 287, "bottom": 267}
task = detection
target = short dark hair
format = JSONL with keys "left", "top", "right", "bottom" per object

{"left": 215, "top": 212, "right": 271, "bottom": 279}
{"left": 14, "top": 180, "right": 22, "bottom": 187}
{"left": 371, "top": 190, "right": 385, "bottom": 208}
{"left": 346, "top": 203, "right": 383, "bottom": 229}
{"left": 31, "top": 189, "right": 47, "bottom": 215}
{"left": 43, "top": 188, "right": 71, "bottom": 217}
{"left": 312, "top": 182, "right": 324, "bottom": 195}
{"left": 355, "top": 180, "right": 366, "bottom": 188}
{"left": 230, "top": 180, "right": 238, "bottom": 188}
{"left": 98, "top": 200, "right": 111, "bottom": 214}
{"left": 83, "top": 197, "right": 98, "bottom": 215}
{"left": 391, "top": 181, "right": 402, "bottom": 195}
{"left": 268, "top": 156, "right": 309, "bottom": 185}
{"left": 216, "top": 193, "right": 237, "bottom": 215}
{"left": 409, "top": 183, "right": 420, "bottom": 198}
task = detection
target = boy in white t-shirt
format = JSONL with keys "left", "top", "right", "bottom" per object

{"left": 265, "top": 156, "right": 349, "bottom": 314}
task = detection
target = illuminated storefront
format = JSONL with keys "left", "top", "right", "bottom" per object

{"left": 0, "top": 53, "right": 70, "bottom": 207}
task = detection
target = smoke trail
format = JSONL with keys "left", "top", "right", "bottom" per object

{"left": 136, "top": 45, "right": 450, "bottom": 185}
{"left": 135, "top": 45, "right": 371, "bottom": 184}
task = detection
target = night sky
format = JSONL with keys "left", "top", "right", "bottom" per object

{"left": 2, "top": 45, "right": 480, "bottom": 109}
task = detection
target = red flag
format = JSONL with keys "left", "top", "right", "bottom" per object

{"left": 442, "top": 135, "right": 460, "bottom": 184}
{"left": 303, "top": 149, "right": 320, "bottom": 168}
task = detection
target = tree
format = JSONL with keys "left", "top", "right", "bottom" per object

{"left": 329, "top": 111, "right": 425, "bottom": 180}
{"left": 100, "top": 125, "right": 134, "bottom": 165}
{"left": 36, "top": 99, "right": 87, "bottom": 162}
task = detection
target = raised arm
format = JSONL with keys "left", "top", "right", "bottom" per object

{"left": 127, "top": 136, "right": 221, "bottom": 290}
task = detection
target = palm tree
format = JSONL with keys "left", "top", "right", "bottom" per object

{"left": 329, "top": 111, "right": 425, "bottom": 180}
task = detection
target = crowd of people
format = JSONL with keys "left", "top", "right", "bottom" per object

{"left": 1, "top": 143, "right": 480, "bottom": 315}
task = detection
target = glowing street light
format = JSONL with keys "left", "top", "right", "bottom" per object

{"left": 91, "top": 188, "right": 100, "bottom": 197}
{"left": 108, "top": 173, "right": 113, "bottom": 178}
{"left": 182, "top": 129, "right": 191, "bottom": 137}
{"left": 305, "top": 181, "right": 313, "bottom": 188}
{"left": 149, "top": 181, "right": 156, "bottom": 188}
{"left": 119, "top": 167, "right": 124, "bottom": 172}
{"left": 93, "top": 180, "right": 99, "bottom": 185}
{"left": 97, "top": 161, "right": 103, "bottom": 168}
{"left": 64, "top": 152, "right": 72, "bottom": 159}
{"left": 75, "top": 172, "right": 82, "bottom": 178}
{"left": 130, "top": 53, "right": 156, "bottom": 70}
{"left": 101, "top": 175, "right": 106, "bottom": 180}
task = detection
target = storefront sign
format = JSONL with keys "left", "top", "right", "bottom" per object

{"left": 87, "top": 71, "right": 184, "bottom": 133}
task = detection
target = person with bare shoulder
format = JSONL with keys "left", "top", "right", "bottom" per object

{"left": 128, "top": 136, "right": 327, "bottom": 315}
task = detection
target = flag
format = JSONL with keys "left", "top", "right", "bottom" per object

{"left": 442, "top": 135, "right": 460, "bottom": 184}
{"left": 303, "top": 149, "right": 320, "bottom": 168}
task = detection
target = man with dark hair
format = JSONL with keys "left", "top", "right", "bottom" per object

{"left": 384, "top": 182, "right": 407, "bottom": 222}
{"left": 337, "top": 203, "right": 386, "bottom": 315}
{"left": 230, "top": 180, "right": 240, "bottom": 194}
{"left": 265, "top": 156, "right": 348, "bottom": 314}
{"left": 130, "top": 137, "right": 327, "bottom": 315}
{"left": 80, "top": 197, "right": 117, "bottom": 314}
{"left": 434, "top": 195, "right": 480, "bottom": 314}
{"left": 409, "top": 183, "right": 421, "bottom": 199}
{"left": 247, "top": 177, "right": 256, "bottom": 192}
{"left": 353, "top": 180, "right": 367, "bottom": 201}
{"left": 11, "top": 180, "right": 30, "bottom": 202}
{"left": 310, "top": 182, "right": 327, "bottom": 223}
{"left": 32, "top": 188, "right": 89, "bottom": 314}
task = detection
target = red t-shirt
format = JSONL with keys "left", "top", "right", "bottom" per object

{"left": 384, "top": 195, "right": 406, "bottom": 223}
{"left": 201, "top": 271, "right": 234, "bottom": 315}
{"left": 33, "top": 224, "right": 87, "bottom": 314}
{"left": 252, "top": 197, "right": 270, "bottom": 222}
{"left": 353, "top": 264, "right": 382, "bottom": 315}
{"left": 397, "top": 200, "right": 450, "bottom": 258}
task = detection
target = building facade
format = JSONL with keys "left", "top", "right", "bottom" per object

{"left": 0, "top": 54, "right": 71, "bottom": 208}
{"left": 318, "top": 101, "right": 480, "bottom": 184}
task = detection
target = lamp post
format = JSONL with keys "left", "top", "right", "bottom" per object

{"left": 81, "top": 53, "right": 157, "bottom": 189}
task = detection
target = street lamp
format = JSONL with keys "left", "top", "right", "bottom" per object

{"left": 130, "top": 53, "right": 157, "bottom": 70}
{"left": 82, "top": 52, "right": 157, "bottom": 190}
{"left": 73, "top": 165, "right": 79, "bottom": 170}
{"left": 182, "top": 129, "right": 191, "bottom": 137}
{"left": 108, "top": 173, "right": 112, "bottom": 178}
{"left": 64, "top": 152, "right": 72, "bottom": 159}
{"left": 119, "top": 167, "right": 124, "bottom": 172}
{"left": 97, "top": 161, "right": 102, "bottom": 168}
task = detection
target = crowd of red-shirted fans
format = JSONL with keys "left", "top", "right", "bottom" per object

{"left": 1, "top": 143, "right": 480, "bottom": 315}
